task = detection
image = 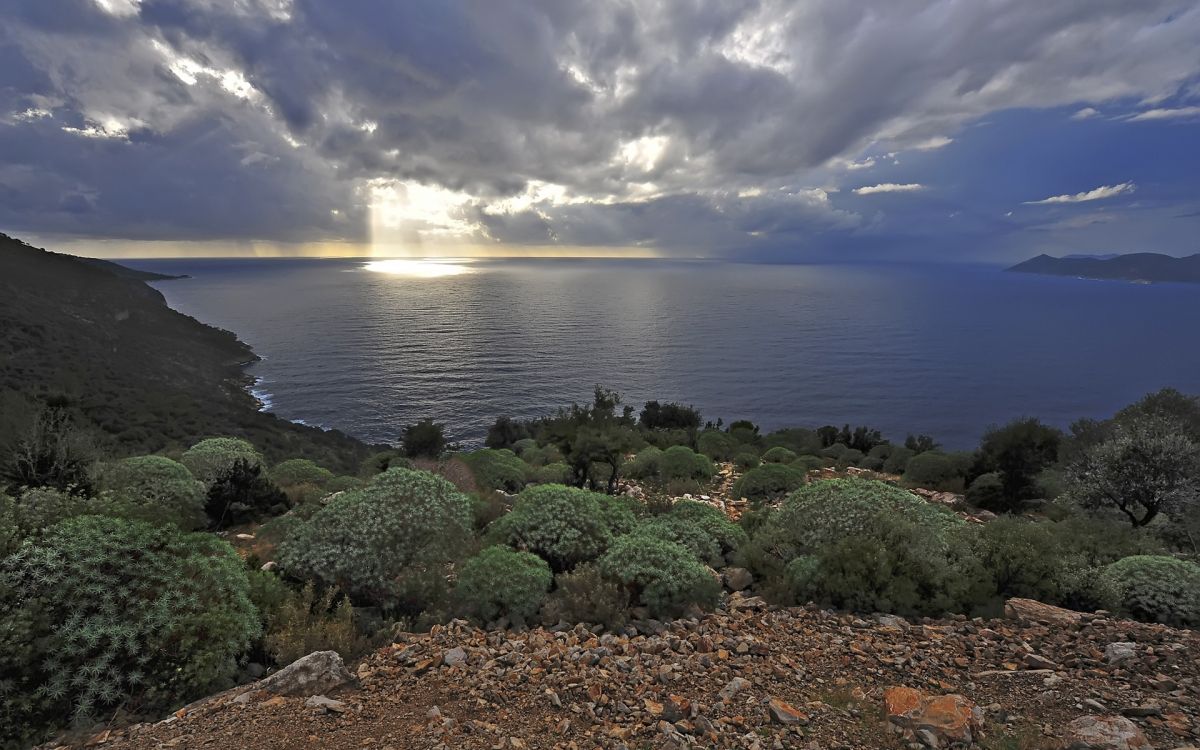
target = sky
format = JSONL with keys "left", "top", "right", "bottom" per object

{"left": 1, "top": 0, "right": 1199, "bottom": 261}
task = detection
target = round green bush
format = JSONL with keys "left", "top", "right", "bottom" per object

{"left": 882, "top": 446, "right": 915, "bottom": 474}
{"left": 534, "top": 462, "right": 573, "bottom": 485}
{"left": 598, "top": 535, "right": 720, "bottom": 618}
{"left": 903, "top": 451, "right": 968, "bottom": 491}
{"left": 453, "top": 546, "right": 552, "bottom": 625}
{"left": 270, "top": 459, "right": 335, "bottom": 488}
{"left": 485, "top": 484, "right": 635, "bottom": 571}
{"left": 733, "top": 450, "right": 760, "bottom": 470}
{"left": 278, "top": 467, "right": 474, "bottom": 611}
{"left": 325, "top": 475, "right": 365, "bottom": 493}
{"left": 0, "top": 516, "right": 259, "bottom": 732}
{"left": 625, "top": 447, "right": 663, "bottom": 480}
{"left": 966, "top": 472, "right": 1005, "bottom": 510}
{"left": 3, "top": 487, "right": 92, "bottom": 541}
{"left": 1102, "top": 556, "right": 1200, "bottom": 627}
{"left": 632, "top": 519, "right": 723, "bottom": 567}
{"left": 659, "top": 446, "right": 715, "bottom": 482}
{"left": 730, "top": 463, "right": 807, "bottom": 504}
{"left": 181, "top": 437, "right": 263, "bottom": 485}
{"left": 96, "top": 455, "right": 207, "bottom": 530}
{"left": 761, "top": 447, "right": 798, "bottom": 464}
{"left": 667, "top": 500, "right": 747, "bottom": 558}
{"left": 461, "top": 448, "right": 528, "bottom": 492}
{"left": 697, "top": 431, "right": 738, "bottom": 462}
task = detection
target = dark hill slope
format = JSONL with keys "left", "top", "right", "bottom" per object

{"left": 0, "top": 233, "right": 374, "bottom": 472}
{"left": 1008, "top": 252, "right": 1200, "bottom": 283}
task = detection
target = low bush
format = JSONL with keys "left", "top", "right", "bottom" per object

{"left": 461, "top": 448, "right": 528, "bottom": 492}
{"left": 883, "top": 446, "right": 915, "bottom": 474}
{"left": 0, "top": 516, "right": 259, "bottom": 738}
{"left": 540, "top": 563, "right": 630, "bottom": 630}
{"left": 1102, "top": 555, "right": 1200, "bottom": 627}
{"left": 204, "top": 458, "right": 289, "bottom": 528}
{"left": 761, "top": 446, "right": 798, "bottom": 464}
{"left": 485, "top": 484, "right": 636, "bottom": 571}
{"left": 903, "top": 451, "right": 969, "bottom": 492}
{"left": 181, "top": 437, "right": 263, "bottom": 485}
{"left": 966, "top": 472, "right": 1004, "bottom": 510}
{"left": 659, "top": 446, "right": 714, "bottom": 482}
{"left": 598, "top": 535, "right": 720, "bottom": 618}
{"left": 625, "top": 447, "right": 663, "bottom": 480}
{"left": 697, "top": 430, "right": 738, "bottom": 461}
{"left": 96, "top": 455, "right": 207, "bottom": 530}
{"left": 730, "top": 464, "right": 807, "bottom": 505}
{"left": 733, "top": 450, "right": 760, "bottom": 470}
{"left": 453, "top": 546, "right": 552, "bottom": 625}
{"left": 261, "top": 581, "right": 371, "bottom": 665}
{"left": 278, "top": 468, "right": 474, "bottom": 612}
{"left": 270, "top": 459, "right": 335, "bottom": 488}
{"left": 533, "top": 462, "right": 573, "bottom": 485}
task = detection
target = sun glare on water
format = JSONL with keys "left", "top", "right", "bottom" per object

{"left": 363, "top": 259, "right": 474, "bottom": 278}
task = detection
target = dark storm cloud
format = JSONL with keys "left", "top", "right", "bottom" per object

{"left": 1, "top": 0, "right": 1199, "bottom": 256}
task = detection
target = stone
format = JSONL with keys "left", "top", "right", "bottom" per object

{"left": 719, "top": 677, "right": 750, "bottom": 701}
{"left": 1105, "top": 643, "right": 1138, "bottom": 665}
{"left": 1004, "top": 598, "right": 1082, "bottom": 626}
{"left": 1024, "top": 653, "right": 1058, "bottom": 670}
{"left": 443, "top": 647, "right": 468, "bottom": 666}
{"left": 257, "top": 651, "right": 355, "bottom": 697}
{"left": 305, "top": 695, "right": 347, "bottom": 714}
{"left": 1120, "top": 705, "right": 1162, "bottom": 718}
{"left": 260, "top": 561, "right": 278, "bottom": 572}
{"left": 884, "top": 687, "right": 982, "bottom": 746}
{"left": 767, "top": 698, "right": 806, "bottom": 725}
{"left": 723, "top": 567, "right": 754, "bottom": 592}
{"left": 1060, "top": 715, "right": 1153, "bottom": 750}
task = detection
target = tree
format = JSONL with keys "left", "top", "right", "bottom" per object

{"left": 972, "top": 418, "right": 1062, "bottom": 511}
{"left": 639, "top": 401, "right": 702, "bottom": 432}
{"left": 205, "top": 458, "right": 289, "bottom": 528}
{"left": 401, "top": 418, "right": 447, "bottom": 458}
{"left": 1067, "top": 414, "right": 1200, "bottom": 528}
{"left": 536, "top": 387, "right": 640, "bottom": 493}
{"left": 484, "top": 416, "right": 532, "bottom": 450}
{"left": 905, "top": 434, "right": 939, "bottom": 454}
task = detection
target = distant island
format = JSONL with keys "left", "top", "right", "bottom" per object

{"left": 1007, "top": 252, "right": 1200, "bottom": 284}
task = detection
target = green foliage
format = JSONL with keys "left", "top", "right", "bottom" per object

{"left": 205, "top": 458, "right": 288, "bottom": 528}
{"left": 730, "top": 463, "right": 807, "bottom": 504}
{"left": 359, "top": 450, "right": 411, "bottom": 477}
{"left": 883, "top": 446, "right": 915, "bottom": 474}
{"left": 625, "top": 446, "right": 663, "bottom": 480}
{"left": 534, "top": 462, "right": 573, "bottom": 485}
{"left": 262, "top": 581, "right": 372, "bottom": 665}
{"left": 326, "top": 475, "right": 365, "bottom": 493}
{"left": 1102, "top": 556, "right": 1200, "bottom": 627}
{"left": 485, "top": 484, "right": 635, "bottom": 572}
{"left": 453, "top": 546, "right": 552, "bottom": 625}
{"left": 665, "top": 500, "right": 747, "bottom": 560}
{"left": 2, "top": 404, "right": 97, "bottom": 495}
{"left": 485, "top": 416, "right": 532, "bottom": 450}
{"left": 658, "top": 445, "right": 714, "bottom": 482}
{"left": 461, "top": 448, "right": 529, "bottom": 492}
{"left": 903, "top": 451, "right": 970, "bottom": 492}
{"left": 762, "top": 428, "right": 823, "bottom": 457}
{"left": 270, "top": 458, "right": 335, "bottom": 488}
{"left": 96, "top": 455, "right": 207, "bottom": 530}
{"left": 181, "top": 437, "right": 263, "bottom": 485}
{"left": 2, "top": 487, "right": 93, "bottom": 543}
{"left": 278, "top": 467, "right": 473, "bottom": 612}
{"left": 733, "top": 450, "right": 761, "bottom": 470}
{"left": 598, "top": 535, "right": 720, "bottom": 618}
{"left": 639, "top": 401, "right": 702, "bottom": 431}
{"left": 540, "top": 563, "right": 630, "bottom": 629}
{"left": 761, "top": 446, "right": 798, "bottom": 464}
{"left": 401, "top": 418, "right": 448, "bottom": 458}
{"left": 966, "top": 472, "right": 1005, "bottom": 510}
{"left": 0, "top": 516, "right": 259, "bottom": 735}
{"left": 973, "top": 418, "right": 1063, "bottom": 510}
{"left": 697, "top": 430, "right": 739, "bottom": 462}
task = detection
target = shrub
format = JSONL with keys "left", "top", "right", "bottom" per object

{"left": 0, "top": 516, "right": 259, "bottom": 734}
{"left": 540, "top": 563, "right": 630, "bottom": 629}
{"left": 974, "top": 418, "right": 1063, "bottom": 507}
{"left": 883, "top": 446, "right": 915, "bottom": 474}
{"left": 904, "top": 451, "right": 969, "bottom": 491}
{"left": 659, "top": 446, "right": 714, "bottom": 482}
{"left": 461, "top": 448, "right": 528, "bottom": 492}
{"left": 639, "top": 401, "right": 702, "bottom": 431}
{"left": 625, "top": 447, "right": 663, "bottom": 480}
{"left": 697, "top": 430, "right": 738, "bottom": 462}
{"left": 763, "top": 428, "right": 823, "bottom": 456}
{"left": 326, "top": 475, "right": 365, "bottom": 493}
{"left": 667, "top": 500, "right": 747, "bottom": 558}
{"left": 453, "top": 546, "right": 552, "bottom": 625}
{"left": 262, "top": 581, "right": 372, "bottom": 665}
{"left": 278, "top": 468, "right": 474, "bottom": 612}
{"left": 401, "top": 418, "right": 447, "bottom": 458}
{"left": 270, "top": 459, "right": 335, "bottom": 488}
{"left": 96, "top": 455, "right": 207, "bottom": 530}
{"left": 633, "top": 519, "right": 723, "bottom": 567}
{"left": 730, "top": 464, "right": 807, "bottom": 505}
{"left": 598, "top": 536, "right": 720, "bottom": 618}
{"left": 205, "top": 458, "right": 288, "bottom": 528}
{"left": 1102, "top": 556, "right": 1200, "bottom": 627}
{"left": 534, "top": 462, "right": 573, "bottom": 485}
{"left": 966, "top": 472, "right": 1004, "bottom": 510}
{"left": 761, "top": 446, "right": 798, "bottom": 464}
{"left": 2, "top": 487, "right": 93, "bottom": 541}
{"left": 733, "top": 450, "right": 760, "bottom": 470}
{"left": 181, "top": 437, "right": 263, "bottom": 485}
{"left": 970, "top": 517, "right": 1065, "bottom": 603}
{"left": 485, "top": 484, "right": 635, "bottom": 572}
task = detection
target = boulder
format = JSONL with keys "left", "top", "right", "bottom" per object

{"left": 1060, "top": 715, "right": 1153, "bottom": 750}
{"left": 722, "top": 567, "right": 754, "bottom": 592}
{"left": 884, "top": 686, "right": 983, "bottom": 747}
{"left": 257, "top": 651, "right": 355, "bottom": 697}
{"left": 1004, "top": 598, "right": 1082, "bottom": 626}
{"left": 1105, "top": 642, "right": 1138, "bottom": 665}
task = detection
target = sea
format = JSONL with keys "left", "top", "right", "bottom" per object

{"left": 122, "top": 257, "right": 1200, "bottom": 450}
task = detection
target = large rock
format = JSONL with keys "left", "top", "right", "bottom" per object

{"left": 1004, "top": 598, "right": 1082, "bottom": 626}
{"left": 1060, "top": 715, "right": 1153, "bottom": 750}
{"left": 884, "top": 686, "right": 983, "bottom": 747}
{"left": 722, "top": 567, "right": 754, "bottom": 592}
{"left": 257, "top": 651, "right": 355, "bottom": 697}
{"left": 1104, "top": 642, "right": 1138, "bottom": 665}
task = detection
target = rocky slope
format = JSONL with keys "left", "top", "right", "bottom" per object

{"left": 60, "top": 597, "right": 1199, "bottom": 750}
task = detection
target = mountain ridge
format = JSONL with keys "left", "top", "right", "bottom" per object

{"left": 1007, "top": 252, "right": 1200, "bottom": 284}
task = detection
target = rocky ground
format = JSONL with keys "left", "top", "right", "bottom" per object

{"left": 61, "top": 597, "right": 1199, "bottom": 750}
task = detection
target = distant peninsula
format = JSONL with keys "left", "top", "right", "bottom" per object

{"left": 1007, "top": 252, "right": 1200, "bottom": 284}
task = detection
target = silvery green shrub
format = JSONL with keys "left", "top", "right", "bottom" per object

{"left": 180, "top": 437, "right": 262, "bottom": 485}
{"left": 453, "top": 546, "right": 552, "bottom": 625}
{"left": 96, "top": 455, "right": 207, "bottom": 530}
{"left": 1102, "top": 555, "right": 1200, "bottom": 627}
{"left": 598, "top": 535, "right": 720, "bottom": 618}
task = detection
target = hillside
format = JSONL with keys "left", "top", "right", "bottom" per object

{"left": 0, "top": 233, "right": 374, "bottom": 473}
{"left": 1007, "top": 253, "right": 1200, "bottom": 284}
{"left": 71, "top": 597, "right": 1200, "bottom": 750}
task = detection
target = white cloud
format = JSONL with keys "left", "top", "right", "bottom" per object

{"left": 1126, "top": 106, "right": 1200, "bottom": 121}
{"left": 911, "top": 136, "right": 954, "bottom": 151}
{"left": 853, "top": 183, "right": 925, "bottom": 195}
{"left": 1071, "top": 107, "right": 1099, "bottom": 120}
{"left": 1024, "top": 182, "right": 1136, "bottom": 205}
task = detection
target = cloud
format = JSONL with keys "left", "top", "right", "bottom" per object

{"left": 1071, "top": 107, "right": 1099, "bottom": 120}
{"left": 1, "top": 0, "right": 1199, "bottom": 254}
{"left": 1126, "top": 106, "right": 1200, "bottom": 121}
{"left": 1023, "top": 182, "right": 1136, "bottom": 205}
{"left": 853, "top": 183, "right": 925, "bottom": 195}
